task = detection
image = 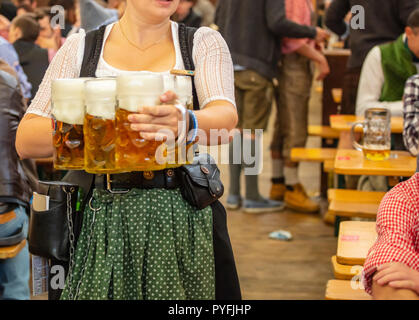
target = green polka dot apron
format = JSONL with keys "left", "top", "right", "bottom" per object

{"left": 60, "top": 188, "right": 215, "bottom": 300}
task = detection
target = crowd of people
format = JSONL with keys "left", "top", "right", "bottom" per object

{"left": 0, "top": 0, "right": 417, "bottom": 301}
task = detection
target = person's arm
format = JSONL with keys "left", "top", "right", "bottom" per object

{"left": 372, "top": 280, "right": 419, "bottom": 300}
{"left": 356, "top": 46, "right": 403, "bottom": 117}
{"left": 16, "top": 113, "right": 53, "bottom": 159}
{"left": 362, "top": 176, "right": 419, "bottom": 297}
{"left": 265, "top": 0, "right": 319, "bottom": 40}
{"left": 295, "top": 44, "right": 330, "bottom": 80}
{"left": 402, "top": 76, "right": 419, "bottom": 156}
{"left": 325, "top": 0, "right": 351, "bottom": 36}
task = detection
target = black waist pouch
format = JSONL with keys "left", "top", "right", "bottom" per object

{"left": 178, "top": 154, "right": 224, "bottom": 210}
{"left": 28, "top": 181, "right": 79, "bottom": 261}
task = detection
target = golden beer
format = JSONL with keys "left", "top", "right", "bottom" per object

{"left": 51, "top": 78, "right": 89, "bottom": 170}
{"left": 115, "top": 74, "right": 166, "bottom": 171}
{"left": 53, "top": 121, "right": 84, "bottom": 169}
{"left": 363, "top": 147, "right": 391, "bottom": 161}
{"left": 83, "top": 78, "right": 118, "bottom": 174}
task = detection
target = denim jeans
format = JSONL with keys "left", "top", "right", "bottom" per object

{"left": 0, "top": 205, "right": 30, "bottom": 300}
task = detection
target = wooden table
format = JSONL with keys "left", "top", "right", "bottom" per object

{"left": 337, "top": 221, "right": 377, "bottom": 266}
{"left": 334, "top": 150, "right": 416, "bottom": 177}
{"left": 330, "top": 115, "right": 403, "bottom": 134}
{"left": 325, "top": 280, "right": 372, "bottom": 300}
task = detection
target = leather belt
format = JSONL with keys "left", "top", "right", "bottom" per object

{"left": 95, "top": 168, "right": 181, "bottom": 194}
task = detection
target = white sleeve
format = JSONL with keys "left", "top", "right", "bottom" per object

{"left": 356, "top": 46, "right": 403, "bottom": 117}
{"left": 192, "top": 27, "right": 236, "bottom": 109}
{"left": 26, "top": 32, "right": 85, "bottom": 118}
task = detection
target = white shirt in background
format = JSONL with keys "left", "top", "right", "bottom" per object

{"left": 356, "top": 42, "right": 419, "bottom": 117}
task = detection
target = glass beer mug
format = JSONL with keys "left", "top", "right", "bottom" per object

{"left": 51, "top": 78, "right": 89, "bottom": 170}
{"left": 115, "top": 74, "right": 165, "bottom": 171}
{"left": 162, "top": 75, "right": 194, "bottom": 167}
{"left": 83, "top": 78, "right": 118, "bottom": 174}
{"left": 351, "top": 108, "right": 391, "bottom": 161}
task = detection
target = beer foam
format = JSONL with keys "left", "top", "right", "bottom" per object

{"left": 163, "top": 74, "right": 175, "bottom": 92}
{"left": 51, "top": 78, "right": 90, "bottom": 125}
{"left": 117, "top": 74, "right": 164, "bottom": 112}
{"left": 85, "top": 78, "right": 117, "bottom": 120}
{"left": 175, "top": 76, "right": 192, "bottom": 106}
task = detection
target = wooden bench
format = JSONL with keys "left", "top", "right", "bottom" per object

{"left": 325, "top": 280, "right": 372, "bottom": 300}
{"left": 337, "top": 221, "right": 377, "bottom": 266}
{"left": 327, "top": 189, "right": 386, "bottom": 219}
{"left": 0, "top": 239, "right": 26, "bottom": 259}
{"left": 323, "top": 159, "right": 335, "bottom": 173}
{"left": 290, "top": 148, "right": 337, "bottom": 163}
{"left": 331, "top": 255, "right": 363, "bottom": 280}
{"left": 308, "top": 125, "right": 340, "bottom": 139}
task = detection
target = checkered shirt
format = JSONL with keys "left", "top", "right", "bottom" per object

{"left": 403, "top": 75, "right": 419, "bottom": 156}
{"left": 362, "top": 173, "right": 419, "bottom": 295}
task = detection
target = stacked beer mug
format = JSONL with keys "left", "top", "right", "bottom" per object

{"left": 83, "top": 78, "right": 118, "bottom": 173}
{"left": 51, "top": 73, "right": 192, "bottom": 173}
{"left": 51, "top": 78, "right": 90, "bottom": 170}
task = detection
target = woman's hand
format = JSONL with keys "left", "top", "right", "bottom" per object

{"left": 127, "top": 91, "right": 184, "bottom": 142}
{"left": 373, "top": 262, "right": 419, "bottom": 295}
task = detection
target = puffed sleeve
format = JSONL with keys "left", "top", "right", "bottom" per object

{"left": 192, "top": 27, "right": 236, "bottom": 109}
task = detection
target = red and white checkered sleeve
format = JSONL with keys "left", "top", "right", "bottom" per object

{"left": 362, "top": 177, "right": 419, "bottom": 295}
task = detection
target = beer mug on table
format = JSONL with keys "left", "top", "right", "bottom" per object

{"left": 51, "top": 78, "right": 89, "bottom": 170}
{"left": 350, "top": 108, "right": 391, "bottom": 161}
{"left": 83, "top": 78, "right": 118, "bottom": 174}
{"left": 116, "top": 74, "right": 165, "bottom": 171}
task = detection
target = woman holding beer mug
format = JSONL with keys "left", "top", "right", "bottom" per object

{"left": 16, "top": 0, "right": 239, "bottom": 300}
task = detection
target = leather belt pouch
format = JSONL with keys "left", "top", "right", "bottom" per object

{"left": 178, "top": 154, "right": 224, "bottom": 210}
{"left": 29, "top": 181, "right": 79, "bottom": 261}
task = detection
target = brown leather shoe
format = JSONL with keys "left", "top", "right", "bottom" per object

{"left": 270, "top": 183, "right": 286, "bottom": 201}
{"left": 284, "top": 183, "right": 320, "bottom": 213}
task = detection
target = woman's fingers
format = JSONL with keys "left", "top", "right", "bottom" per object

{"left": 138, "top": 105, "right": 174, "bottom": 117}
{"left": 160, "top": 90, "right": 178, "bottom": 104}
{"left": 127, "top": 113, "right": 154, "bottom": 124}
{"left": 376, "top": 272, "right": 406, "bottom": 286}
{"left": 130, "top": 123, "right": 167, "bottom": 133}
{"left": 374, "top": 263, "right": 401, "bottom": 281}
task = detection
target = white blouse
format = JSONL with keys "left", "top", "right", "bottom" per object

{"left": 26, "top": 21, "right": 236, "bottom": 118}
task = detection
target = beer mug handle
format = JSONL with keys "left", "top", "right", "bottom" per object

{"left": 351, "top": 122, "right": 365, "bottom": 152}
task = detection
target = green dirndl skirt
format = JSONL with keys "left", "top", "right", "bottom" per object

{"left": 60, "top": 187, "right": 215, "bottom": 300}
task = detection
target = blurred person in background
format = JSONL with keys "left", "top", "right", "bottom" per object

{"left": 79, "top": 0, "right": 118, "bottom": 33}
{"left": 48, "top": 0, "right": 77, "bottom": 38}
{"left": 9, "top": 13, "right": 48, "bottom": 101}
{"left": 0, "top": 59, "right": 38, "bottom": 300}
{"left": 172, "top": 0, "right": 202, "bottom": 28}
{"left": 325, "top": 0, "right": 419, "bottom": 116}
{"left": 34, "top": 7, "right": 64, "bottom": 61}
{"left": 0, "top": 33, "right": 32, "bottom": 99}
{"left": 216, "top": 0, "right": 329, "bottom": 213}
{"left": 0, "top": 13, "right": 10, "bottom": 38}
{"left": 194, "top": 0, "right": 214, "bottom": 27}
{"left": 0, "top": 0, "right": 17, "bottom": 21}
{"left": 16, "top": 3, "right": 33, "bottom": 16}
{"left": 269, "top": 0, "right": 330, "bottom": 213}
